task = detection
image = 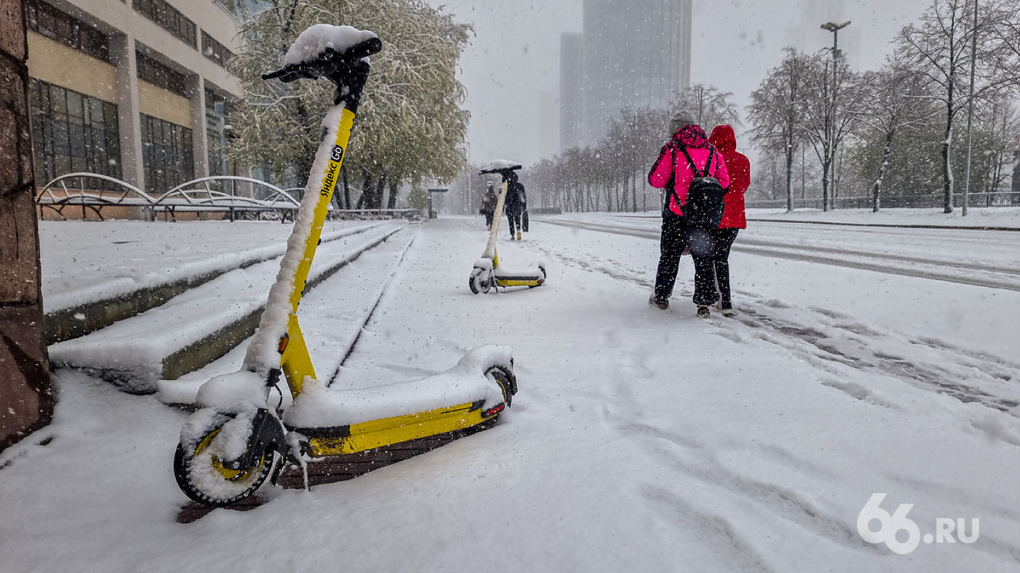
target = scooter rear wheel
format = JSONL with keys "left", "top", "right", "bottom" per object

{"left": 174, "top": 424, "right": 276, "bottom": 507}
{"left": 485, "top": 365, "right": 517, "bottom": 407}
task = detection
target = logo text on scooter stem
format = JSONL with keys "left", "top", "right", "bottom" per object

{"left": 320, "top": 145, "right": 344, "bottom": 196}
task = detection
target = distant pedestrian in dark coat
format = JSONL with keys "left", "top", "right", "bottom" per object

{"left": 480, "top": 180, "right": 497, "bottom": 228}
{"left": 504, "top": 170, "right": 526, "bottom": 240}
{"left": 647, "top": 110, "right": 730, "bottom": 317}
{"left": 708, "top": 124, "right": 749, "bottom": 317}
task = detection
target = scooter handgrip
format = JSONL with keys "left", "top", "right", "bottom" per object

{"left": 338, "top": 37, "right": 382, "bottom": 62}
{"left": 261, "top": 68, "right": 291, "bottom": 81}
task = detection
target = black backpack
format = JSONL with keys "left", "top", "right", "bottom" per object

{"left": 673, "top": 146, "right": 726, "bottom": 230}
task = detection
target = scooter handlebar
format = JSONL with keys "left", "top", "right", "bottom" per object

{"left": 479, "top": 165, "right": 522, "bottom": 175}
{"left": 262, "top": 37, "right": 383, "bottom": 83}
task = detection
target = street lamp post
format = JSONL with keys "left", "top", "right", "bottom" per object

{"left": 821, "top": 20, "right": 850, "bottom": 212}
{"left": 963, "top": 0, "right": 979, "bottom": 217}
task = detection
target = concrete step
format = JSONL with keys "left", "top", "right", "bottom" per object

{"left": 42, "top": 222, "right": 390, "bottom": 345}
{"left": 49, "top": 222, "right": 408, "bottom": 393}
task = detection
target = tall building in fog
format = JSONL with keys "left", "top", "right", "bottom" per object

{"left": 579, "top": 0, "right": 691, "bottom": 145}
{"left": 559, "top": 33, "right": 583, "bottom": 151}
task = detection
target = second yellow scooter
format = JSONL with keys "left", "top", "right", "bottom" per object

{"left": 469, "top": 162, "right": 547, "bottom": 294}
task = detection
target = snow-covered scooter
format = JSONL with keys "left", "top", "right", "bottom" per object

{"left": 468, "top": 162, "right": 547, "bottom": 294}
{"left": 173, "top": 25, "right": 516, "bottom": 507}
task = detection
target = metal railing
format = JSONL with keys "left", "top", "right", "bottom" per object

{"left": 746, "top": 192, "right": 1020, "bottom": 211}
{"left": 36, "top": 173, "right": 300, "bottom": 221}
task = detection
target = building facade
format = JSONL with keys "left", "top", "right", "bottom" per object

{"left": 578, "top": 0, "right": 691, "bottom": 146}
{"left": 25, "top": 0, "right": 243, "bottom": 203}
{"left": 559, "top": 32, "right": 582, "bottom": 152}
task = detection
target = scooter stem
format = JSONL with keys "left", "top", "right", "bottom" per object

{"left": 482, "top": 182, "right": 508, "bottom": 263}
{"left": 244, "top": 73, "right": 367, "bottom": 393}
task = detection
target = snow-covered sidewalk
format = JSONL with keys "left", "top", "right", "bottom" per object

{"left": 2, "top": 213, "right": 1018, "bottom": 572}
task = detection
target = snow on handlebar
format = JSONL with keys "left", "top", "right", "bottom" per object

{"left": 262, "top": 24, "right": 381, "bottom": 83}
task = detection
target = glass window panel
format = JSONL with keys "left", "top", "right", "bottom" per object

{"left": 105, "top": 102, "right": 117, "bottom": 130}
{"left": 52, "top": 121, "right": 68, "bottom": 148}
{"left": 68, "top": 124, "right": 86, "bottom": 157}
{"left": 37, "top": 9, "right": 54, "bottom": 37}
{"left": 37, "top": 81, "right": 48, "bottom": 111}
{"left": 66, "top": 91, "right": 83, "bottom": 119}
{"left": 50, "top": 86, "right": 65, "bottom": 114}
{"left": 88, "top": 99, "right": 104, "bottom": 127}
{"left": 54, "top": 154, "right": 70, "bottom": 175}
{"left": 91, "top": 127, "right": 106, "bottom": 153}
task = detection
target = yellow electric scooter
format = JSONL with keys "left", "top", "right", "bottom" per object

{"left": 173, "top": 25, "right": 516, "bottom": 507}
{"left": 469, "top": 162, "right": 547, "bottom": 294}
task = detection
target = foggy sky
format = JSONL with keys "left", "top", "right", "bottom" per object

{"left": 426, "top": 0, "right": 933, "bottom": 168}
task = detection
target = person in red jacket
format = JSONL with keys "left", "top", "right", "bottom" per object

{"left": 707, "top": 124, "right": 749, "bottom": 317}
{"left": 647, "top": 111, "right": 730, "bottom": 316}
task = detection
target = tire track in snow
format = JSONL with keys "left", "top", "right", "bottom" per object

{"left": 590, "top": 336, "right": 873, "bottom": 561}
{"left": 731, "top": 305, "right": 1020, "bottom": 420}
{"left": 603, "top": 392, "right": 875, "bottom": 560}
{"left": 538, "top": 219, "right": 1020, "bottom": 422}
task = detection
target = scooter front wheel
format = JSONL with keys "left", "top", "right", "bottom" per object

{"left": 469, "top": 267, "right": 492, "bottom": 294}
{"left": 174, "top": 419, "right": 276, "bottom": 507}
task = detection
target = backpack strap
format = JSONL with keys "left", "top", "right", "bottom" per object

{"left": 671, "top": 145, "right": 714, "bottom": 210}
{"left": 678, "top": 145, "right": 713, "bottom": 177}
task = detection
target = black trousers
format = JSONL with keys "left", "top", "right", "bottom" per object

{"left": 654, "top": 211, "right": 718, "bottom": 306}
{"left": 506, "top": 207, "right": 522, "bottom": 235}
{"left": 711, "top": 228, "right": 739, "bottom": 309}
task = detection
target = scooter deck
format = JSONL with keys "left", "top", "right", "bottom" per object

{"left": 274, "top": 417, "right": 499, "bottom": 489}
{"left": 495, "top": 275, "right": 544, "bottom": 287}
{"left": 295, "top": 399, "right": 504, "bottom": 457}
{"left": 493, "top": 266, "right": 545, "bottom": 288}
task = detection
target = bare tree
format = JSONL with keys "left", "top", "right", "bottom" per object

{"left": 528, "top": 107, "right": 668, "bottom": 213}
{"left": 669, "top": 84, "right": 742, "bottom": 132}
{"left": 748, "top": 49, "right": 813, "bottom": 212}
{"left": 897, "top": 0, "right": 1020, "bottom": 213}
{"left": 797, "top": 51, "right": 868, "bottom": 211}
{"left": 858, "top": 59, "right": 938, "bottom": 211}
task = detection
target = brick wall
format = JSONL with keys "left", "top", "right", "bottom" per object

{"left": 0, "top": 0, "right": 53, "bottom": 452}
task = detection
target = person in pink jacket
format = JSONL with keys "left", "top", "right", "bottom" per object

{"left": 647, "top": 111, "right": 730, "bottom": 317}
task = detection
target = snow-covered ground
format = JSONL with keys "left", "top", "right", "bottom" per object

{"left": 2, "top": 208, "right": 1019, "bottom": 572}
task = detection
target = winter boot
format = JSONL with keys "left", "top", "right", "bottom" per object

{"left": 649, "top": 294, "right": 669, "bottom": 310}
{"left": 697, "top": 305, "right": 711, "bottom": 319}
{"left": 517, "top": 231, "right": 522, "bottom": 241}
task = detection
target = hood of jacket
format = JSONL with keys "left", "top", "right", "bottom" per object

{"left": 672, "top": 124, "right": 709, "bottom": 148}
{"left": 708, "top": 124, "right": 737, "bottom": 152}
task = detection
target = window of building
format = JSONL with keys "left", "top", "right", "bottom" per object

{"left": 136, "top": 51, "right": 190, "bottom": 98}
{"left": 25, "top": 0, "right": 110, "bottom": 63}
{"left": 205, "top": 94, "right": 227, "bottom": 178}
{"left": 134, "top": 0, "right": 197, "bottom": 48}
{"left": 142, "top": 114, "right": 194, "bottom": 193}
{"left": 201, "top": 31, "right": 234, "bottom": 69}
{"left": 29, "top": 79, "right": 121, "bottom": 188}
